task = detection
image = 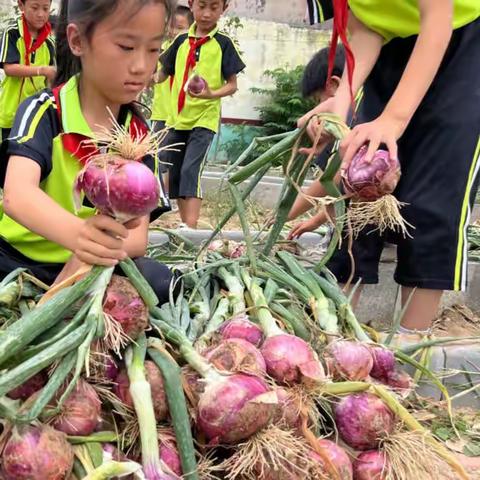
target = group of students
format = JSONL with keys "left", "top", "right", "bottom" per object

{"left": 0, "top": 0, "right": 478, "bottom": 334}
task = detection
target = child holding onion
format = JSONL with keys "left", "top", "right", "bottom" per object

{"left": 297, "top": 0, "right": 480, "bottom": 333}
{"left": 0, "top": 0, "right": 56, "bottom": 143}
{"left": 0, "top": 0, "right": 175, "bottom": 301}
{"left": 155, "top": 0, "right": 246, "bottom": 229}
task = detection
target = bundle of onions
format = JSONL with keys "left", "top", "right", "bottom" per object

{"left": 74, "top": 119, "right": 161, "bottom": 223}
{"left": 150, "top": 317, "right": 277, "bottom": 445}
{"left": 207, "top": 239, "right": 246, "bottom": 259}
{"left": 50, "top": 379, "right": 101, "bottom": 436}
{"left": 342, "top": 146, "right": 411, "bottom": 236}
{"left": 241, "top": 270, "right": 325, "bottom": 385}
{"left": 103, "top": 275, "right": 149, "bottom": 341}
{"left": 324, "top": 340, "right": 373, "bottom": 381}
{"left": 353, "top": 451, "right": 388, "bottom": 480}
{"left": 114, "top": 360, "right": 169, "bottom": 422}
{"left": 204, "top": 338, "right": 267, "bottom": 376}
{"left": 2, "top": 425, "right": 74, "bottom": 480}
{"left": 334, "top": 393, "right": 395, "bottom": 450}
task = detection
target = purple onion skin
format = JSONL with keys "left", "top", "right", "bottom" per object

{"left": 205, "top": 338, "right": 267, "bottom": 376}
{"left": 385, "top": 368, "right": 414, "bottom": 396}
{"left": 188, "top": 74, "right": 207, "bottom": 95}
{"left": 369, "top": 346, "right": 396, "bottom": 381}
{"left": 159, "top": 440, "right": 182, "bottom": 477}
{"left": 52, "top": 379, "right": 101, "bottom": 436}
{"left": 219, "top": 316, "right": 264, "bottom": 347}
{"left": 77, "top": 158, "right": 160, "bottom": 222}
{"left": 261, "top": 334, "right": 325, "bottom": 385}
{"left": 6, "top": 371, "right": 47, "bottom": 400}
{"left": 197, "top": 373, "right": 276, "bottom": 444}
{"left": 2, "top": 425, "right": 73, "bottom": 480}
{"left": 272, "top": 387, "right": 301, "bottom": 430}
{"left": 314, "top": 439, "right": 353, "bottom": 480}
{"left": 335, "top": 393, "right": 395, "bottom": 450}
{"left": 325, "top": 341, "right": 374, "bottom": 381}
{"left": 353, "top": 451, "right": 388, "bottom": 480}
{"left": 343, "top": 146, "right": 401, "bottom": 201}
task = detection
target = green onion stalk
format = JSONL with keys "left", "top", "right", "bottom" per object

{"left": 240, "top": 269, "right": 326, "bottom": 385}
{"left": 149, "top": 315, "right": 277, "bottom": 445}
{"left": 83, "top": 461, "right": 143, "bottom": 480}
{"left": 125, "top": 334, "right": 180, "bottom": 480}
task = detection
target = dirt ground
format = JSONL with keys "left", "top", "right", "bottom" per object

{"left": 433, "top": 304, "right": 480, "bottom": 337}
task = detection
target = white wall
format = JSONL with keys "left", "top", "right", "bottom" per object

{"left": 222, "top": 17, "right": 330, "bottom": 121}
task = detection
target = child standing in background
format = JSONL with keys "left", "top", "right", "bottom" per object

{"left": 157, "top": 0, "right": 245, "bottom": 229}
{"left": 0, "top": 0, "right": 56, "bottom": 142}
{"left": 151, "top": 5, "right": 194, "bottom": 192}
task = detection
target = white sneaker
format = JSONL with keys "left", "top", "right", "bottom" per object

{"left": 178, "top": 222, "right": 195, "bottom": 231}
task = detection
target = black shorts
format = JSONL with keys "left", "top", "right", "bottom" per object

{"left": 165, "top": 127, "right": 215, "bottom": 199}
{"left": 328, "top": 17, "right": 480, "bottom": 291}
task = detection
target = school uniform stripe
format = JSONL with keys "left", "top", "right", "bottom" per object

{"left": 16, "top": 92, "right": 54, "bottom": 137}
{"left": 454, "top": 135, "right": 480, "bottom": 291}
{"left": 0, "top": 27, "right": 13, "bottom": 63}
{"left": 18, "top": 98, "right": 54, "bottom": 143}
{"left": 196, "top": 138, "right": 213, "bottom": 198}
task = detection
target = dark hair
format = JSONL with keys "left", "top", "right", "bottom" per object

{"left": 176, "top": 5, "right": 194, "bottom": 25}
{"left": 301, "top": 45, "right": 345, "bottom": 99}
{"left": 48, "top": 14, "right": 58, "bottom": 31}
{"left": 54, "top": 0, "right": 174, "bottom": 87}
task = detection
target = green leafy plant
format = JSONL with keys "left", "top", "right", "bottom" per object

{"left": 251, "top": 65, "right": 315, "bottom": 135}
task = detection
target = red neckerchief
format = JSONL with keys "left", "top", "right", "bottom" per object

{"left": 328, "top": 0, "right": 355, "bottom": 107}
{"left": 52, "top": 84, "right": 148, "bottom": 166}
{"left": 177, "top": 35, "right": 210, "bottom": 113}
{"left": 21, "top": 14, "right": 51, "bottom": 65}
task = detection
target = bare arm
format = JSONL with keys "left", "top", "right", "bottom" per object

{"left": 3, "top": 64, "right": 56, "bottom": 81}
{"left": 342, "top": 0, "right": 453, "bottom": 163}
{"left": 288, "top": 181, "right": 328, "bottom": 221}
{"left": 3, "top": 156, "right": 147, "bottom": 265}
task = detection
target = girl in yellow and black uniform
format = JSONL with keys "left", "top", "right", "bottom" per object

{"left": 0, "top": 0, "right": 174, "bottom": 300}
{"left": 0, "top": 0, "right": 56, "bottom": 142}
{"left": 300, "top": 0, "right": 480, "bottom": 333}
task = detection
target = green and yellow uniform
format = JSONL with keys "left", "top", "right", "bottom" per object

{"left": 159, "top": 23, "right": 245, "bottom": 199}
{"left": 0, "top": 76, "right": 169, "bottom": 283}
{"left": 151, "top": 40, "right": 173, "bottom": 126}
{"left": 0, "top": 17, "right": 55, "bottom": 133}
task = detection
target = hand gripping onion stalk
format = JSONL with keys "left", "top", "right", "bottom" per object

{"left": 241, "top": 269, "right": 326, "bottom": 385}
{"left": 2, "top": 425, "right": 74, "bottom": 480}
{"left": 74, "top": 117, "right": 162, "bottom": 223}
{"left": 149, "top": 317, "right": 277, "bottom": 445}
{"left": 342, "top": 146, "right": 412, "bottom": 236}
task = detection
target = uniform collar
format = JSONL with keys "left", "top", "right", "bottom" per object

{"left": 188, "top": 22, "right": 219, "bottom": 39}
{"left": 57, "top": 75, "right": 131, "bottom": 138}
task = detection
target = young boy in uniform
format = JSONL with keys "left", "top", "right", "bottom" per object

{"left": 298, "top": 0, "right": 480, "bottom": 333}
{"left": 0, "top": 0, "right": 56, "bottom": 142}
{"left": 157, "top": 0, "right": 245, "bottom": 228}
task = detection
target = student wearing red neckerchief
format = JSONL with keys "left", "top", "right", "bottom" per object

{"left": 156, "top": 0, "right": 245, "bottom": 229}
{"left": 298, "top": 0, "right": 480, "bottom": 335}
{"left": 0, "top": 0, "right": 56, "bottom": 142}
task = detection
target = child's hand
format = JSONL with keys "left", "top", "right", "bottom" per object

{"left": 40, "top": 66, "right": 57, "bottom": 82}
{"left": 189, "top": 85, "right": 215, "bottom": 100}
{"left": 74, "top": 215, "right": 131, "bottom": 267}
{"left": 340, "top": 113, "right": 405, "bottom": 168}
{"left": 288, "top": 216, "right": 325, "bottom": 240}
